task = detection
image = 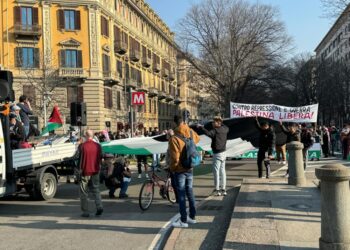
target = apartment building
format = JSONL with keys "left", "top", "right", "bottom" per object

{"left": 0, "top": 0, "right": 185, "bottom": 132}
{"left": 315, "top": 4, "right": 350, "bottom": 62}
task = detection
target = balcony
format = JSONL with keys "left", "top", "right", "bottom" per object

{"left": 169, "top": 72, "right": 175, "bottom": 81}
{"left": 153, "top": 63, "right": 161, "bottom": 73}
{"left": 148, "top": 87, "right": 158, "bottom": 97}
{"left": 114, "top": 40, "right": 128, "bottom": 55}
{"left": 137, "top": 84, "right": 148, "bottom": 92}
{"left": 162, "top": 68, "right": 169, "bottom": 78}
{"left": 129, "top": 50, "right": 140, "bottom": 62}
{"left": 59, "top": 68, "right": 85, "bottom": 78}
{"left": 158, "top": 91, "right": 166, "bottom": 100}
{"left": 142, "top": 57, "right": 151, "bottom": 68}
{"left": 14, "top": 24, "right": 42, "bottom": 38}
{"left": 165, "top": 94, "right": 174, "bottom": 102}
{"left": 103, "top": 71, "right": 120, "bottom": 86}
{"left": 174, "top": 97, "right": 183, "bottom": 105}
{"left": 127, "top": 78, "right": 138, "bottom": 89}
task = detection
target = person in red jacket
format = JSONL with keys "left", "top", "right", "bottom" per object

{"left": 78, "top": 129, "right": 103, "bottom": 217}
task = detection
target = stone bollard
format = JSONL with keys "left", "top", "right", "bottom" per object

{"left": 315, "top": 164, "right": 350, "bottom": 250}
{"left": 286, "top": 141, "right": 306, "bottom": 186}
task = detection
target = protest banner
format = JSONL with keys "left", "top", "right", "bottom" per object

{"left": 230, "top": 102, "right": 318, "bottom": 122}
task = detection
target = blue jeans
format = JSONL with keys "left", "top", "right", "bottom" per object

{"left": 174, "top": 171, "right": 196, "bottom": 223}
{"left": 108, "top": 180, "right": 129, "bottom": 196}
{"left": 213, "top": 152, "right": 226, "bottom": 190}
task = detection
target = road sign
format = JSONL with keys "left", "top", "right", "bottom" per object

{"left": 132, "top": 92, "right": 145, "bottom": 105}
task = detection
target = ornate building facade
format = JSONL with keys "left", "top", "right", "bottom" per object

{"left": 0, "top": 0, "right": 190, "bottom": 132}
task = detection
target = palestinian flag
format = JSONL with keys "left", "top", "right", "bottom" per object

{"left": 40, "top": 106, "right": 63, "bottom": 136}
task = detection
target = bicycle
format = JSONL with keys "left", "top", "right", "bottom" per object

{"left": 138, "top": 167, "right": 177, "bottom": 211}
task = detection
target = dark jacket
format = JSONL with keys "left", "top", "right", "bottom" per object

{"left": 301, "top": 128, "right": 314, "bottom": 150}
{"left": 202, "top": 124, "right": 229, "bottom": 154}
{"left": 280, "top": 124, "right": 301, "bottom": 143}
{"left": 16, "top": 103, "right": 33, "bottom": 126}
{"left": 256, "top": 120, "right": 275, "bottom": 155}
{"left": 9, "top": 120, "right": 25, "bottom": 149}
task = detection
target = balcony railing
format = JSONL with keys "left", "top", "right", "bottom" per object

{"left": 59, "top": 68, "right": 85, "bottom": 78}
{"left": 148, "top": 87, "right": 158, "bottom": 97}
{"left": 127, "top": 78, "right": 138, "bottom": 89}
{"left": 153, "top": 63, "right": 161, "bottom": 73}
{"left": 129, "top": 50, "right": 140, "bottom": 62}
{"left": 103, "top": 71, "right": 120, "bottom": 85}
{"left": 169, "top": 72, "right": 175, "bottom": 81}
{"left": 158, "top": 91, "right": 166, "bottom": 100}
{"left": 142, "top": 57, "right": 151, "bottom": 67}
{"left": 14, "top": 24, "right": 42, "bottom": 37}
{"left": 162, "top": 68, "right": 169, "bottom": 78}
{"left": 165, "top": 94, "right": 174, "bottom": 102}
{"left": 114, "top": 40, "right": 128, "bottom": 54}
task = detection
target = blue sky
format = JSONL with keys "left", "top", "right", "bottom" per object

{"left": 146, "top": 0, "right": 333, "bottom": 56}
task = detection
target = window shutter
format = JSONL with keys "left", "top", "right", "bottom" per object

{"left": 77, "top": 50, "right": 82, "bottom": 68}
{"left": 59, "top": 50, "right": 66, "bottom": 67}
{"left": 75, "top": 10, "right": 81, "bottom": 30}
{"left": 101, "top": 16, "right": 105, "bottom": 35}
{"left": 15, "top": 47, "right": 22, "bottom": 67}
{"left": 32, "top": 8, "right": 39, "bottom": 25}
{"left": 104, "top": 87, "right": 108, "bottom": 108}
{"left": 107, "top": 56, "right": 110, "bottom": 71}
{"left": 106, "top": 19, "right": 109, "bottom": 37}
{"left": 58, "top": 10, "right": 65, "bottom": 29}
{"left": 14, "top": 7, "right": 21, "bottom": 24}
{"left": 34, "top": 48, "right": 40, "bottom": 68}
{"left": 114, "top": 26, "right": 120, "bottom": 41}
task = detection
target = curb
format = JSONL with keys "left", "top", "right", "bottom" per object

{"left": 149, "top": 184, "right": 241, "bottom": 250}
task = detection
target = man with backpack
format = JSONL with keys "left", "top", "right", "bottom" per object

{"left": 198, "top": 116, "right": 229, "bottom": 196}
{"left": 301, "top": 123, "right": 314, "bottom": 169}
{"left": 169, "top": 115, "right": 200, "bottom": 228}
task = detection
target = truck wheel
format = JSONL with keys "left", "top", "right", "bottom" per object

{"left": 35, "top": 173, "right": 57, "bottom": 200}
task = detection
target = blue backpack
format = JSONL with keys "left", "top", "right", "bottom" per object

{"left": 176, "top": 130, "right": 201, "bottom": 169}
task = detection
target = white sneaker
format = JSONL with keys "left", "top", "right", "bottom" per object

{"left": 278, "top": 161, "right": 282, "bottom": 164}
{"left": 214, "top": 190, "right": 221, "bottom": 196}
{"left": 138, "top": 174, "right": 142, "bottom": 179}
{"left": 282, "top": 161, "right": 286, "bottom": 165}
{"left": 172, "top": 220, "right": 188, "bottom": 228}
{"left": 187, "top": 217, "right": 197, "bottom": 224}
{"left": 221, "top": 189, "right": 227, "bottom": 196}
{"left": 145, "top": 173, "right": 149, "bottom": 178}
{"left": 284, "top": 173, "right": 289, "bottom": 178}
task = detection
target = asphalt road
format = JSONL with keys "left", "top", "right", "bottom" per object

{"left": 0, "top": 160, "right": 281, "bottom": 250}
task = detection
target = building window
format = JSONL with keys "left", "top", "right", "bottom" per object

{"left": 67, "top": 86, "right": 84, "bottom": 107}
{"left": 23, "top": 85, "right": 36, "bottom": 107}
{"left": 104, "top": 87, "right": 113, "bottom": 109}
{"left": 117, "top": 61, "right": 123, "bottom": 78}
{"left": 15, "top": 47, "right": 39, "bottom": 68}
{"left": 102, "top": 54, "right": 111, "bottom": 73}
{"left": 149, "top": 99, "right": 152, "bottom": 113}
{"left": 14, "top": 6, "right": 38, "bottom": 27}
{"left": 58, "top": 10, "right": 80, "bottom": 30}
{"left": 59, "top": 50, "right": 82, "bottom": 68}
{"left": 101, "top": 16, "right": 109, "bottom": 37}
{"left": 116, "top": 91, "right": 121, "bottom": 110}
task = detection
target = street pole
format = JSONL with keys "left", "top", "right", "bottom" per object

{"left": 130, "top": 88, "right": 133, "bottom": 138}
{"left": 43, "top": 96, "right": 47, "bottom": 127}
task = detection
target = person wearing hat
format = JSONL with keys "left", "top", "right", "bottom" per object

{"left": 9, "top": 112, "right": 25, "bottom": 149}
{"left": 198, "top": 116, "right": 229, "bottom": 196}
{"left": 11, "top": 105, "right": 22, "bottom": 123}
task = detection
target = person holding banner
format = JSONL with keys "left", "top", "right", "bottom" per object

{"left": 255, "top": 117, "right": 275, "bottom": 178}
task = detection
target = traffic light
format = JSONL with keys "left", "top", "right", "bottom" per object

{"left": 0, "top": 70, "right": 14, "bottom": 102}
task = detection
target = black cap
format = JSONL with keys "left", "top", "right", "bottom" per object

{"left": 9, "top": 113, "right": 17, "bottom": 119}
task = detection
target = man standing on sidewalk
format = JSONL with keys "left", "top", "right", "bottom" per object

{"left": 199, "top": 116, "right": 229, "bottom": 196}
{"left": 255, "top": 117, "right": 275, "bottom": 178}
{"left": 78, "top": 130, "right": 103, "bottom": 217}
{"left": 169, "top": 115, "right": 200, "bottom": 228}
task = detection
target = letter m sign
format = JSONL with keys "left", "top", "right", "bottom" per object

{"left": 132, "top": 92, "right": 145, "bottom": 105}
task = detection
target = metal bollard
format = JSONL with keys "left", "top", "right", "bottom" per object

{"left": 315, "top": 164, "right": 350, "bottom": 250}
{"left": 286, "top": 141, "right": 306, "bottom": 186}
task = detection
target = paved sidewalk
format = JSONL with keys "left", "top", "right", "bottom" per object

{"left": 223, "top": 178, "right": 320, "bottom": 250}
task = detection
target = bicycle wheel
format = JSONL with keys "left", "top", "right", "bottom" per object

{"left": 139, "top": 180, "right": 154, "bottom": 211}
{"left": 166, "top": 178, "right": 177, "bottom": 204}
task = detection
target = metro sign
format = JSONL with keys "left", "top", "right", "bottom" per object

{"left": 132, "top": 92, "right": 145, "bottom": 105}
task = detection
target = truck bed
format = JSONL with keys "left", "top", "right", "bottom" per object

{"left": 12, "top": 143, "right": 77, "bottom": 170}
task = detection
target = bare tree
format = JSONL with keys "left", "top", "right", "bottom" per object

{"left": 321, "top": 0, "right": 350, "bottom": 19}
{"left": 18, "top": 50, "right": 79, "bottom": 125}
{"left": 176, "top": 0, "right": 292, "bottom": 116}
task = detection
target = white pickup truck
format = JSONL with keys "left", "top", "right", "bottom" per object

{"left": 0, "top": 112, "right": 77, "bottom": 200}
